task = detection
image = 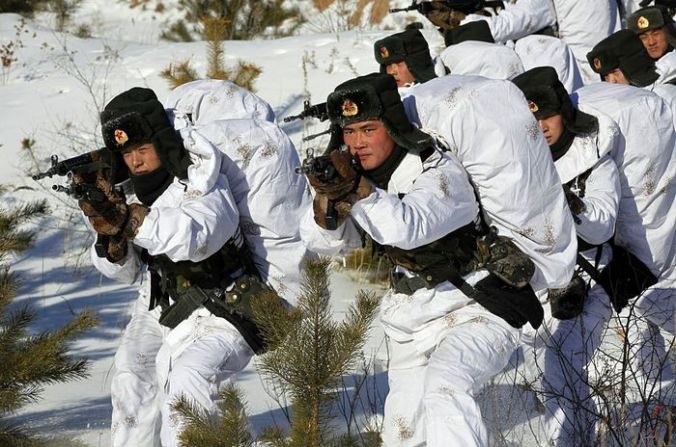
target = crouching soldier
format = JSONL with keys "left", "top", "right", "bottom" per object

{"left": 300, "top": 73, "right": 547, "bottom": 446}
{"left": 513, "top": 66, "right": 622, "bottom": 446}
{"left": 78, "top": 87, "right": 306, "bottom": 447}
{"left": 373, "top": 28, "right": 438, "bottom": 89}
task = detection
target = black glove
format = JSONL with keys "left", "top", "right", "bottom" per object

{"left": 548, "top": 273, "right": 587, "bottom": 320}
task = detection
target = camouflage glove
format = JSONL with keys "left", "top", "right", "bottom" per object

{"left": 310, "top": 150, "right": 374, "bottom": 230}
{"left": 312, "top": 194, "right": 348, "bottom": 230}
{"left": 78, "top": 198, "right": 129, "bottom": 236}
{"left": 74, "top": 170, "right": 128, "bottom": 236}
{"left": 427, "top": 10, "right": 467, "bottom": 30}
{"left": 563, "top": 185, "right": 587, "bottom": 216}
{"left": 105, "top": 234, "right": 129, "bottom": 263}
{"left": 80, "top": 201, "right": 148, "bottom": 238}
{"left": 121, "top": 203, "right": 148, "bottom": 239}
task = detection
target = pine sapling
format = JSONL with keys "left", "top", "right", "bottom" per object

{"left": 0, "top": 192, "right": 98, "bottom": 446}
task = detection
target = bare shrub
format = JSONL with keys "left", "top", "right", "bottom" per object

{"left": 1, "top": 19, "right": 29, "bottom": 85}
{"left": 45, "top": 0, "right": 84, "bottom": 32}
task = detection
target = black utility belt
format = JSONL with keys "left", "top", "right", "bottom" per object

{"left": 389, "top": 268, "right": 544, "bottom": 330}
{"left": 390, "top": 269, "right": 438, "bottom": 295}
{"left": 157, "top": 274, "right": 275, "bottom": 354}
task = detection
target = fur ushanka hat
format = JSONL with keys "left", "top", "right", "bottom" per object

{"left": 326, "top": 73, "right": 433, "bottom": 152}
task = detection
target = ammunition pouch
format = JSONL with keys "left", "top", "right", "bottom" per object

{"left": 145, "top": 237, "right": 280, "bottom": 354}
{"left": 476, "top": 231, "right": 535, "bottom": 288}
{"left": 463, "top": 274, "right": 543, "bottom": 329}
{"left": 548, "top": 273, "right": 587, "bottom": 320}
{"left": 203, "top": 275, "right": 279, "bottom": 354}
{"left": 384, "top": 222, "right": 484, "bottom": 284}
{"left": 385, "top": 224, "right": 542, "bottom": 329}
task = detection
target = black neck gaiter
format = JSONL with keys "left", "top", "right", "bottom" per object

{"left": 550, "top": 128, "right": 575, "bottom": 161}
{"left": 130, "top": 166, "right": 174, "bottom": 206}
{"left": 365, "top": 145, "right": 407, "bottom": 190}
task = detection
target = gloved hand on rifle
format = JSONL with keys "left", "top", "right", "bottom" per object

{"left": 306, "top": 150, "right": 373, "bottom": 230}
{"left": 74, "top": 170, "right": 148, "bottom": 240}
{"left": 423, "top": 3, "right": 467, "bottom": 30}
{"left": 563, "top": 184, "right": 587, "bottom": 216}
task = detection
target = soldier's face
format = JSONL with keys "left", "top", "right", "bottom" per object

{"left": 343, "top": 120, "right": 396, "bottom": 171}
{"left": 603, "top": 68, "right": 630, "bottom": 85}
{"left": 537, "top": 114, "right": 565, "bottom": 146}
{"left": 122, "top": 143, "right": 163, "bottom": 175}
{"left": 385, "top": 61, "right": 416, "bottom": 87}
{"left": 639, "top": 28, "right": 669, "bottom": 59}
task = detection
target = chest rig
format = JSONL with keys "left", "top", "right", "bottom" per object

{"left": 141, "top": 234, "right": 272, "bottom": 353}
{"left": 559, "top": 167, "right": 656, "bottom": 317}
{"left": 361, "top": 146, "right": 543, "bottom": 328}
{"left": 566, "top": 167, "right": 595, "bottom": 252}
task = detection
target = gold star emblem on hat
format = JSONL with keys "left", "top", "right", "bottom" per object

{"left": 528, "top": 100, "right": 539, "bottom": 113}
{"left": 379, "top": 46, "right": 390, "bottom": 59}
{"left": 593, "top": 57, "right": 602, "bottom": 71}
{"left": 114, "top": 129, "right": 129, "bottom": 145}
{"left": 341, "top": 99, "right": 359, "bottom": 117}
{"left": 637, "top": 16, "right": 650, "bottom": 29}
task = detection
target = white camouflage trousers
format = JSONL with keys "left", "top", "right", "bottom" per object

{"left": 537, "top": 284, "right": 613, "bottom": 446}
{"left": 110, "top": 291, "right": 254, "bottom": 447}
{"left": 381, "top": 304, "right": 521, "bottom": 447}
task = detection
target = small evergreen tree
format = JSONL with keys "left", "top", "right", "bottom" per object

{"left": 173, "top": 258, "right": 380, "bottom": 446}
{"left": 0, "top": 188, "right": 97, "bottom": 446}
{"left": 162, "top": 0, "right": 303, "bottom": 42}
{"left": 172, "top": 384, "right": 254, "bottom": 447}
{"left": 160, "top": 17, "right": 262, "bottom": 92}
{"left": 255, "top": 258, "right": 380, "bottom": 446}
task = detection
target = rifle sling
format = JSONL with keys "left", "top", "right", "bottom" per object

{"left": 575, "top": 252, "right": 603, "bottom": 283}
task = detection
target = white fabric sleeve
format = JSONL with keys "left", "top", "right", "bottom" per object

{"left": 462, "top": 0, "right": 556, "bottom": 43}
{"left": 299, "top": 205, "right": 364, "bottom": 257}
{"left": 90, "top": 241, "right": 143, "bottom": 284}
{"left": 133, "top": 174, "right": 240, "bottom": 263}
{"left": 350, "top": 157, "right": 479, "bottom": 250}
{"left": 576, "top": 155, "right": 620, "bottom": 245}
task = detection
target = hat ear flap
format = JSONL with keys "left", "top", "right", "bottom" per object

{"left": 151, "top": 128, "right": 191, "bottom": 179}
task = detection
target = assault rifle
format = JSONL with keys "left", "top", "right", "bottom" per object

{"left": 295, "top": 148, "right": 342, "bottom": 230}
{"left": 32, "top": 148, "right": 119, "bottom": 257}
{"left": 295, "top": 149, "right": 338, "bottom": 181}
{"left": 283, "top": 100, "right": 329, "bottom": 123}
{"left": 390, "top": 0, "right": 488, "bottom": 16}
{"left": 32, "top": 149, "right": 114, "bottom": 202}
{"left": 391, "top": 0, "right": 505, "bottom": 31}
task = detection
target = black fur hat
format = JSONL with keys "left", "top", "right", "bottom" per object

{"left": 512, "top": 66, "right": 598, "bottom": 136}
{"left": 627, "top": 6, "right": 676, "bottom": 51}
{"left": 374, "top": 29, "right": 436, "bottom": 84}
{"left": 326, "top": 73, "right": 433, "bottom": 152}
{"left": 586, "top": 30, "right": 659, "bottom": 87}
{"left": 100, "top": 87, "right": 190, "bottom": 180}
{"left": 443, "top": 21, "right": 495, "bottom": 46}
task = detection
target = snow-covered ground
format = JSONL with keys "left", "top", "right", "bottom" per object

{"left": 1, "top": 2, "right": 673, "bottom": 446}
{"left": 0, "top": 3, "right": 418, "bottom": 445}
